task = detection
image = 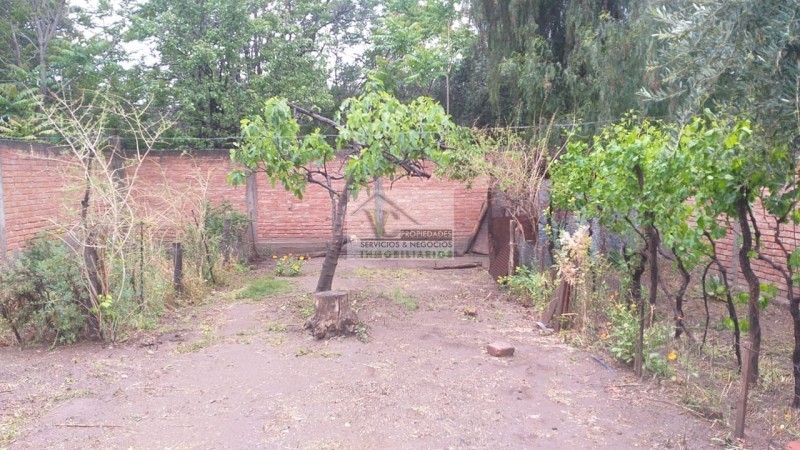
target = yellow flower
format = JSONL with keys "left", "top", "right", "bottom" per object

{"left": 299, "top": 256, "right": 304, "bottom": 260}
{"left": 667, "top": 351, "right": 677, "bottom": 361}
{"left": 292, "top": 265, "right": 299, "bottom": 270}
{"left": 272, "top": 255, "right": 278, "bottom": 259}
{"left": 282, "top": 255, "right": 287, "bottom": 260}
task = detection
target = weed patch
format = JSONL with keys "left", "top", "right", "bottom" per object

{"left": 295, "top": 348, "right": 341, "bottom": 358}
{"left": 236, "top": 277, "right": 293, "bottom": 300}
{"left": 387, "top": 288, "right": 418, "bottom": 310}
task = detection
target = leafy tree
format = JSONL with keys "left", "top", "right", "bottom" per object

{"left": 131, "top": 0, "right": 375, "bottom": 143}
{"left": 0, "top": 0, "right": 135, "bottom": 136}
{"left": 230, "top": 85, "right": 477, "bottom": 291}
{"left": 0, "top": 84, "right": 51, "bottom": 139}
{"left": 551, "top": 117, "right": 673, "bottom": 376}
{"left": 645, "top": 0, "right": 800, "bottom": 397}
{"left": 470, "top": 0, "right": 660, "bottom": 126}
{"left": 551, "top": 111, "right": 764, "bottom": 383}
{"left": 369, "top": 0, "right": 474, "bottom": 115}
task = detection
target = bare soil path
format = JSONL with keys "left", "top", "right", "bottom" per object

{"left": 1, "top": 257, "right": 773, "bottom": 449}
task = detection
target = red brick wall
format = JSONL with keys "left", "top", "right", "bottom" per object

{"left": 714, "top": 202, "right": 800, "bottom": 301}
{"left": 4, "top": 141, "right": 797, "bottom": 299}
{"left": 132, "top": 150, "right": 249, "bottom": 242}
{"left": 0, "top": 143, "right": 489, "bottom": 256}
{"left": 0, "top": 142, "right": 75, "bottom": 253}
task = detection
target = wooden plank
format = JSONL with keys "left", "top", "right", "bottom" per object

{"left": 173, "top": 242, "right": 183, "bottom": 295}
{"left": 245, "top": 173, "right": 259, "bottom": 259}
{"left": 734, "top": 345, "right": 752, "bottom": 439}
{"left": 462, "top": 198, "right": 488, "bottom": 255}
{"left": 433, "top": 262, "right": 482, "bottom": 270}
{"left": 0, "top": 150, "right": 6, "bottom": 259}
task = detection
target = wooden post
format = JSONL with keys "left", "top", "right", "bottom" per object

{"left": 0, "top": 150, "right": 6, "bottom": 260}
{"left": 138, "top": 222, "right": 145, "bottom": 304}
{"left": 222, "top": 218, "right": 232, "bottom": 264}
{"left": 374, "top": 177, "right": 384, "bottom": 236}
{"left": 83, "top": 240, "right": 102, "bottom": 339}
{"left": 734, "top": 345, "right": 752, "bottom": 439}
{"left": 244, "top": 173, "right": 259, "bottom": 260}
{"left": 173, "top": 242, "right": 183, "bottom": 295}
{"left": 508, "top": 220, "right": 516, "bottom": 277}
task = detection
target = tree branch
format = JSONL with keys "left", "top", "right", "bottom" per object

{"left": 288, "top": 102, "right": 340, "bottom": 129}
{"left": 382, "top": 151, "right": 431, "bottom": 178}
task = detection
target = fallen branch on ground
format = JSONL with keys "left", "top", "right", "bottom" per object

{"left": 55, "top": 423, "right": 124, "bottom": 428}
{"left": 433, "top": 262, "right": 482, "bottom": 270}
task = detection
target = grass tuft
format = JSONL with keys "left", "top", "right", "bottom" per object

{"left": 236, "top": 276, "right": 292, "bottom": 300}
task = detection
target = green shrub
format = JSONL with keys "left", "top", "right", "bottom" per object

{"left": 499, "top": 265, "right": 554, "bottom": 309}
{"left": 273, "top": 254, "right": 305, "bottom": 277}
{"left": 183, "top": 201, "right": 250, "bottom": 287}
{"left": 0, "top": 236, "right": 87, "bottom": 346}
{"left": 606, "top": 301, "right": 670, "bottom": 376}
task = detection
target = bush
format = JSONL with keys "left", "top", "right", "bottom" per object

{"left": 183, "top": 201, "right": 250, "bottom": 287}
{"left": 606, "top": 301, "right": 670, "bottom": 376}
{"left": 0, "top": 236, "right": 87, "bottom": 346}
{"left": 499, "top": 265, "right": 554, "bottom": 309}
{"left": 273, "top": 254, "right": 305, "bottom": 277}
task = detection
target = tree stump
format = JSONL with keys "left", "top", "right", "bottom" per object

{"left": 304, "top": 291, "right": 359, "bottom": 339}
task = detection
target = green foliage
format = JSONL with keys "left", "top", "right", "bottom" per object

{"left": 204, "top": 201, "right": 250, "bottom": 256}
{"left": 273, "top": 254, "right": 305, "bottom": 277}
{"left": 499, "top": 265, "right": 554, "bottom": 309}
{"left": 131, "top": 0, "right": 374, "bottom": 142}
{"left": 0, "top": 236, "right": 87, "bottom": 346}
{"left": 607, "top": 301, "right": 670, "bottom": 376}
{"left": 231, "top": 86, "right": 478, "bottom": 197}
{"left": 0, "top": 0, "right": 131, "bottom": 112}
{"left": 470, "top": 0, "right": 659, "bottom": 126}
{"left": 646, "top": 0, "right": 800, "bottom": 144}
{"left": 551, "top": 116, "right": 671, "bottom": 234}
{"left": 369, "top": 0, "right": 474, "bottom": 106}
{"left": 0, "top": 84, "right": 52, "bottom": 139}
{"left": 183, "top": 201, "right": 250, "bottom": 285}
{"left": 552, "top": 113, "right": 757, "bottom": 274}
{"left": 387, "top": 288, "right": 418, "bottom": 310}
{"left": 705, "top": 275, "right": 728, "bottom": 303}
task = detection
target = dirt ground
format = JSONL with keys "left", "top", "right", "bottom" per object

{"left": 0, "top": 256, "right": 779, "bottom": 449}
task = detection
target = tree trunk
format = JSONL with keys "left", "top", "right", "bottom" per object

{"left": 707, "top": 233, "right": 742, "bottom": 368}
{"left": 736, "top": 194, "right": 760, "bottom": 383}
{"left": 790, "top": 289, "right": 800, "bottom": 407}
{"left": 673, "top": 254, "right": 690, "bottom": 338}
{"left": 631, "top": 249, "right": 646, "bottom": 378}
{"left": 645, "top": 218, "right": 659, "bottom": 328}
{"left": 316, "top": 181, "right": 352, "bottom": 292}
{"left": 304, "top": 290, "right": 359, "bottom": 339}
{"left": 80, "top": 154, "right": 101, "bottom": 339}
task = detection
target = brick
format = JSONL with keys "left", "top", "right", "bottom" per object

{"left": 487, "top": 341, "right": 515, "bottom": 357}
